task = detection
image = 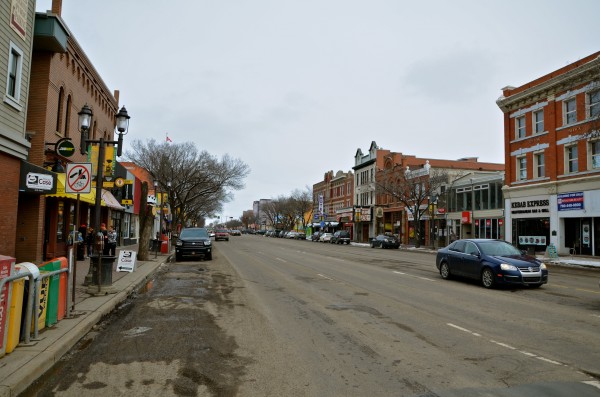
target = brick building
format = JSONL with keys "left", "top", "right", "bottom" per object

{"left": 19, "top": 0, "right": 125, "bottom": 262}
{"left": 312, "top": 170, "right": 354, "bottom": 237}
{"left": 0, "top": 0, "right": 36, "bottom": 259}
{"left": 497, "top": 51, "right": 600, "bottom": 256}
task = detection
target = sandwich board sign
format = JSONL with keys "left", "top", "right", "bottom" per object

{"left": 117, "top": 250, "right": 137, "bottom": 273}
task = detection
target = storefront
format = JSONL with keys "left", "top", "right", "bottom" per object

{"left": 507, "top": 195, "right": 550, "bottom": 253}
{"left": 558, "top": 191, "right": 600, "bottom": 256}
{"left": 336, "top": 208, "right": 355, "bottom": 240}
{"left": 353, "top": 206, "right": 372, "bottom": 243}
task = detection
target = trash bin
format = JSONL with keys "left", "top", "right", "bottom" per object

{"left": 161, "top": 240, "right": 169, "bottom": 254}
{"left": 57, "top": 257, "right": 68, "bottom": 321}
{"left": 89, "top": 255, "right": 116, "bottom": 286}
{"left": 38, "top": 259, "right": 61, "bottom": 327}
{"left": 6, "top": 276, "right": 24, "bottom": 354}
{"left": 0, "top": 255, "right": 15, "bottom": 357}
{"left": 15, "top": 263, "right": 40, "bottom": 340}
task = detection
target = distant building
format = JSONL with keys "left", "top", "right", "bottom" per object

{"left": 497, "top": 51, "right": 600, "bottom": 256}
{"left": 253, "top": 199, "right": 272, "bottom": 230}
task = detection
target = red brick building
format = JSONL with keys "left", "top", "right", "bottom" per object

{"left": 313, "top": 170, "right": 354, "bottom": 235}
{"left": 19, "top": 0, "right": 125, "bottom": 262}
{"left": 497, "top": 51, "right": 600, "bottom": 255}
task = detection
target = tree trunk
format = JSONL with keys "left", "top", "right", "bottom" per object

{"left": 137, "top": 182, "right": 153, "bottom": 261}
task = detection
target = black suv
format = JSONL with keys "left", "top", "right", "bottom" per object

{"left": 175, "top": 227, "right": 212, "bottom": 261}
{"left": 330, "top": 230, "right": 351, "bottom": 244}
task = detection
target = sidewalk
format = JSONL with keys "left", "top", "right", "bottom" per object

{"left": 0, "top": 245, "right": 170, "bottom": 397}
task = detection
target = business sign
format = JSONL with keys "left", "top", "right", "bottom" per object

{"left": 510, "top": 196, "right": 550, "bottom": 218}
{"left": 318, "top": 194, "right": 324, "bottom": 215}
{"left": 116, "top": 250, "right": 137, "bottom": 272}
{"left": 56, "top": 140, "right": 75, "bottom": 157}
{"left": 19, "top": 161, "right": 56, "bottom": 193}
{"left": 557, "top": 192, "right": 584, "bottom": 211}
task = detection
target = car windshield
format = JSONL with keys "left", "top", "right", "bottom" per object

{"left": 478, "top": 241, "right": 522, "bottom": 256}
{"left": 180, "top": 228, "right": 208, "bottom": 238}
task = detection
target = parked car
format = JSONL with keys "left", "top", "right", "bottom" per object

{"left": 330, "top": 230, "right": 351, "bottom": 244}
{"left": 319, "top": 233, "right": 333, "bottom": 243}
{"left": 311, "top": 232, "right": 321, "bottom": 242}
{"left": 287, "top": 231, "right": 299, "bottom": 239}
{"left": 215, "top": 229, "right": 229, "bottom": 241}
{"left": 175, "top": 227, "right": 212, "bottom": 261}
{"left": 435, "top": 239, "right": 549, "bottom": 289}
{"left": 230, "top": 229, "right": 242, "bottom": 236}
{"left": 370, "top": 234, "right": 400, "bottom": 249}
{"left": 208, "top": 229, "right": 215, "bottom": 238}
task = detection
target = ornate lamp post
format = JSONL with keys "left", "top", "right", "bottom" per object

{"left": 79, "top": 104, "right": 131, "bottom": 293}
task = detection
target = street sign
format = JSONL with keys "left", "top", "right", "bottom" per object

{"left": 116, "top": 250, "right": 136, "bottom": 272}
{"left": 65, "top": 163, "right": 92, "bottom": 194}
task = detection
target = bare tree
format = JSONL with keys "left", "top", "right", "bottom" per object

{"left": 291, "top": 187, "right": 313, "bottom": 231}
{"left": 125, "top": 139, "right": 250, "bottom": 232}
{"left": 377, "top": 164, "right": 448, "bottom": 248}
{"left": 137, "top": 181, "right": 152, "bottom": 260}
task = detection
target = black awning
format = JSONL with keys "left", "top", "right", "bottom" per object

{"left": 19, "top": 161, "right": 57, "bottom": 194}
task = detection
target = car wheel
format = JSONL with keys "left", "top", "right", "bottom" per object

{"left": 439, "top": 262, "right": 451, "bottom": 280}
{"left": 481, "top": 268, "right": 495, "bottom": 289}
{"left": 175, "top": 253, "right": 182, "bottom": 262}
{"left": 370, "top": 242, "right": 375, "bottom": 248}
{"left": 205, "top": 253, "right": 212, "bottom": 261}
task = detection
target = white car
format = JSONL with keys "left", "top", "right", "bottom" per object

{"left": 319, "top": 233, "right": 333, "bottom": 243}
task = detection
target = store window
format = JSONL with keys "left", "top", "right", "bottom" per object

{"left": 534, "top": 152, "right": 545, "bottom": 178}
{"left": 564, "top": 98, "right": 577, "bottom": 125}
{"left": 534, "top": 109, "right": 544, "bottom": 133}
{"left": 516, "top": 116, "right": 526, "bottom": 139}
{"left": 517, "top": 156, "right": 527, "bottom": 180}
{"left": 591, "top": 140, "right": 600, "bottom": 170}
{"left": 57, "top": 201, "right": 65, "bottom": 242}
{"left": 566, "top": 145, "right": 578, "bottom": 173}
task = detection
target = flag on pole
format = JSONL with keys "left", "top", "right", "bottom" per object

{"left": 166, "top": 133, "right": 172, "bottom": 143}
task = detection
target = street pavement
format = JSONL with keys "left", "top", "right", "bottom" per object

{"left": 0, "top": 241, "right": 597, "bottom": 397}
{"left": 0, "top": 244, "right": 169, "bottom": 397}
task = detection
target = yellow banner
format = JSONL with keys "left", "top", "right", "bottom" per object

{"left": 88, "top": 145, "right": 116, "bottom": 178}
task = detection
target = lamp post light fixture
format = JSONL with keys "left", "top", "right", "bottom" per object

{"left": 79, "top": 104, "right": 131, "bottom": 293}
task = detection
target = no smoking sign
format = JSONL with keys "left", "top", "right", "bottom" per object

{"left": 65, "top": 163, "right": 93, "bottom": 194}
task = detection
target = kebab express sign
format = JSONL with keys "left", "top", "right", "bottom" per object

{"left": 510, "top": 197, "right": 550, "bottom": 217}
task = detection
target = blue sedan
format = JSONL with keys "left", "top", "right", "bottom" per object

{"left": 435, "top": 239, "right": 548, "bottom": 288}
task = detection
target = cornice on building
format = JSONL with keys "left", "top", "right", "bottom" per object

{"left": 497, "top": 55, "right": 600, "bottom": 113}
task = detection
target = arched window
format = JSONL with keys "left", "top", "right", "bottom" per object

{"left": 56, "top": 87, "right": 64, "bottom": 133}
{"left": 64, "top": 95, "right": 71, "bottom": 137}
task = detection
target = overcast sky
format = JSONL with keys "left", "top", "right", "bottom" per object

{"left": 36, "top": 0, "right": 600, "bottom": 222}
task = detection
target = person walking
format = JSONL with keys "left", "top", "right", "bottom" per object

{"left": 86, "top": 226, "right": 95, "bottom": 257}
{"left": 107, "top": 225, "right": 117, "bottom": 256}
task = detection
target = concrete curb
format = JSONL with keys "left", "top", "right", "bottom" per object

{"left": 0, "top": 256, "right": 166, "bottom": 397}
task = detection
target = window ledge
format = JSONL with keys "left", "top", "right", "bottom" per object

{"left": 3, "top": 95, "right": 22, "bottom": 112}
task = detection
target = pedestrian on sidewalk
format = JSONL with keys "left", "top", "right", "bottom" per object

{"left": 107, "top": 225, "right": 117, "bottom": 256}
{"left": 86, "top": 226, "right": 95, "bottom": 257}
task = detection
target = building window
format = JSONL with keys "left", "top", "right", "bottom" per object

{"left": 516, "top": 116, "right": 526, "bottom": 139}
{"left": 517, "top": 156, "right": 527, "bottom": 180}
{"left": 534, "top": 110, "right": 544, "bottom": 133}
{"left": 589, "top": 90, "right": 600, "bottom": 119}
{"left": 64, "top": 95, "right": 72, "bottom": 137}
{"left": 5, "top": 42, "right": 24, "bottom": 108}
{"left": 534, "top": 152, "right": 545, "bottom": 178}
{"left": 564, "top": 98, "right": 577, "bottom": 125}
{"left": 590, "top": 140, "right": 600, "bottom": 169}
{"left": 56, "top": 87, "right": 64, "bottom": 133}
{"left": 566, "top": 145, "right": 578, "bottom": 173}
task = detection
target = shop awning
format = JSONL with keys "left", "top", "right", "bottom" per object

{"left": 45, "top": 174, "right": 96, "bottom": 204}
{"left": 101, "top": 189, "right": 124, "bottom": 210}
{"left": 45, "top": 175, "right": 124, "bottom": 210}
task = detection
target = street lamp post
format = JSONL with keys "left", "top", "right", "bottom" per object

{"left": 79, "top": 104, "right": 130, "bottom": 293}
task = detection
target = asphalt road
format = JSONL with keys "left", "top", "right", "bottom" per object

{"left": 21, "top": 235, "right": 600, "bottom": 397}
